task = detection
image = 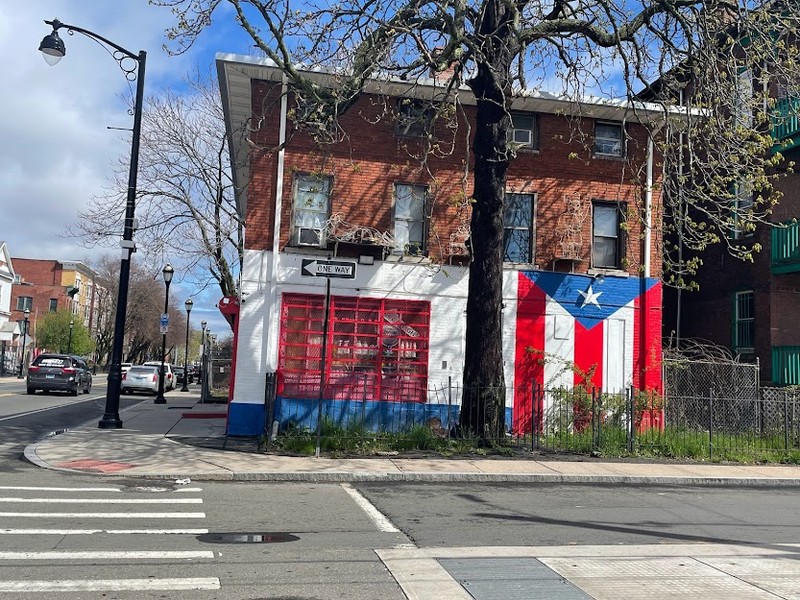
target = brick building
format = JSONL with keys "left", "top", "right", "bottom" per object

{"left": 217, "top": 54, "right": 666, "bottom": 436}
{"left": 10, "top": 258, "right": 109, "bottom": 344}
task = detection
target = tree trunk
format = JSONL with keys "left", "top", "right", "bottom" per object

{"left": 460, "top": 16, "right": 515, "bottom": 439}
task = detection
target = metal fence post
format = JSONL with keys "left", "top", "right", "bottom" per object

{"left": 785, "top": 388, "right": 790, "bottom": 452}
{"left": 531, "top": 382, "right": 539, "bottom": 451}
{"left": 709, "top": 389, "right": 714, "bottom": 461}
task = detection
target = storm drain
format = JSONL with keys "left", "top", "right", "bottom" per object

{"left": 438, "top": 557, "right": 592, "bottom": 600}
{"left": 197, "top": 532, "right": 299, "bottom": 544}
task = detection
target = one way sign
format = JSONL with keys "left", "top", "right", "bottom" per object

{"left": 301, "top": 258, "right": 357, "bottom": 279}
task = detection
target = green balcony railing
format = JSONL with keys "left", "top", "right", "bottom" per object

{"left": 772, "top": 346, "right": 800, "bottom": 385}
{"left": 772, "top": 97, "right": 800, "bottom": 152}
{"left": 771, "top": 220, "right": 800, "bottom": 274}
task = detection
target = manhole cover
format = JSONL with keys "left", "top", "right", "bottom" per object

{"left": 198, "top": 532, "right": 299, "bottom": 544}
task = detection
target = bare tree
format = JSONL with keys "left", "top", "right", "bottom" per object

{"left": 71, "top": 71, "right": 242, "bottom": 305}
{"left": 154, "top": 0, "right": 800, "bottom": 438}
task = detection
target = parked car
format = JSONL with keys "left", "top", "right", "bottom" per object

{"left": 121, "top": 365, "right": 161, "bottom": 395}
{"left": 121, "top": 363, "right": 133, "bottom": 375}
{"left": 27, "top": 354, "right": 92, "bottom": 396}
{"left": 142, "top": 362, "right": 175, "bottom": 390}
{"left": 174, "top": 366, "right": 194, "bottom": 385}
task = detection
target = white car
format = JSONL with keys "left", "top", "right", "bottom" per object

{"left": 121, "top": 365, "right": 160, "bottom": 395}
{"left": 142, "top": 362, "right": 175, "bottom": 391}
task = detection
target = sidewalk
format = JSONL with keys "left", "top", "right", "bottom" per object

{"left": 23, "top": 389, "right": 800, "bottom": 485}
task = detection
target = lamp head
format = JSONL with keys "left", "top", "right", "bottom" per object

{"left": 185, "top": 298, "right": 193, "bottom": 313}
{"left": 39, "top": 28, "right": 65, "bottom": 66}
{"left": 69, "top": 320, "right": 74, "bottom": 327}
{"left": 162, "top": 263, "right": 174, "bottom": 284}
{"left": 23, "top": 309, "right": 30, "bottom": 318}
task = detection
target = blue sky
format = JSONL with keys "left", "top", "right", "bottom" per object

{"left": 1, "top": 1, "right": 252, "bottom": 337}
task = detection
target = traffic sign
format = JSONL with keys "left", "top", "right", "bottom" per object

{"left": 159, "top": 313, "right": 169, "bottom": 334}
{"left": 301, "top": 259, "right": 356, "bottom": 279}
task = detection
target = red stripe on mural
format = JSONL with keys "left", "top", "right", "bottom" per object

{"left": 514, "top": 274, "right": 546, "bottom": 435}
{"left": 633, "top": 282, "right": 663, "bottom": 392}
{"left": 573, "top": 319, "right": 603, "bottom": 390}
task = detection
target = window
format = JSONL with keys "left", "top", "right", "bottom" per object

{"left": 733, "top": 179, "right": 754, "bottom": 239}
{"left": 393, "top": 184, "right": 427, "bottom": 255}
{"left": 734, "top": 68, "right": 753, "bottom": 129}
{"left": 594, "top": 122, "right": 624, "bottom": 157}
{"left": 292, "top": 174, "right": 331, "bottom": 247}
{"left": 592, "top": 202, "right": 626, "bottom": 269}
{"left": 508, "top": 113, "right": 538, "bottom": 150}
{"left": 15, "top": 296, "right": 32, "bottom": 312}
{"left": 49, "top": 298, "right": 58, "bottom": 312}
{"left": 396, "top": 99, "right": 433, "bottom": 137}
{"left": 734, "top": 290, "right": 755, "bottom": 354}
{"left": 504, "top": 192, "right": 535, "bottom": 263}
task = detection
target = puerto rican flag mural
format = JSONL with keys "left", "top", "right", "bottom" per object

{"left": 513, "top": 271, "right": 662, "bottom": 435}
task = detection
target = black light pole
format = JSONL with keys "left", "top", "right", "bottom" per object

{"left": 67, "top": 319, "right": 74, "bottom": 354}
{"left": 180, "top": 298, "right": 193, "bottom": 392}
{"left": 155, "top": 264, "right": 174, "bottom": 404}
{"left": 17, "top": 309, "right": 30, "bottom": 379}
{"left": 39, "top": 18, "right": 147, "bottom": 429}
{"left": 200, "top": 321, "right": 208, "bottom": 402}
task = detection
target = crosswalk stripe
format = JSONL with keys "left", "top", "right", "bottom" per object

{"left": 0, "top": 528, "right": 209, "bottom": 535}
{"left": 0, "top": 486, "right": 120, "bottom": 492}
{"left": 0, "top": 578, "right": 221, "bottom": 592}
{"left": 0, "top": 512, "right": 206, "bottom": 519}
{"left": 0, "top": 497, "right": 202, "bottom": 504}
{"left": 174, "top": 487, "right": 204, "bottom": 493}
{"left": 0, "top": 551, "right": 214, "bottom": 560}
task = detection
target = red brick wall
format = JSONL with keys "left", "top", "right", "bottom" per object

{"left": 247, "top": 81, "right": 662, "bottom": 278}
{"left": 10, "top": 258, "right": 68, "bottom": 322}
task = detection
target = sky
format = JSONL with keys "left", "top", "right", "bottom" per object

{"left": 1, "top": 1, "right": 254, "bottom": 337}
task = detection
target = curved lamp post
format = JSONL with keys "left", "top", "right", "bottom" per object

{"left": 68, "top": 319, "right": 74, "bottom": 354}
{"left": 40, "top": 18, "right": 147, "bottom": 429}
{"left": 17, "top": 309, "right": 30, "bottom": 379}
{"left": 181, "top": 298, "right": 193, "bottom": 392}
{"left": 155, "top": 264, "right": 174, "bottom": 404}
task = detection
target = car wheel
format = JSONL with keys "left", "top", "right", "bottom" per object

{"left": 70, "top": 387, "right": 79, "bottom": 397}
{"left": 26, "top": 388, "right": 35, "bottom": 395}
{"left": 84, "top": 380, "right": 92, "bottom": 394}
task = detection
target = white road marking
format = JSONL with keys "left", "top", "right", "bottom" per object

{"left": 0, "top": 497, "right": 202, "bottom": 504}
{"left": 0, "top": 578, "right": 221, "bottom": 592}
{"left": 0, "top": 550, "right": 215, "bottom": 560}
{"left": 0, "top": 528, "right": 209, "bottom": 535}
{"left": 340, "top": 483, "right": 400, "bottom": 533}
{"left": 0, "top": 512, "right": 206, "bottom": 519}
{"left": 0, "top": 486, "right": 120, "bottom": 492}
{"left": 174, "top": 487, "right": 204, "bottom": 493}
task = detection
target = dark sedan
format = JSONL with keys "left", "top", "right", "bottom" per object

{"left": 27, "top": 354, "right": 93, "bottom": 396}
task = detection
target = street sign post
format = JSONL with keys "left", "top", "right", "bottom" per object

{"left": 301, "top": 259, "right": 356, "bottom": 279}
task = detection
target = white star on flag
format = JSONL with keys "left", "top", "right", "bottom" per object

{"left": 578, "top": 285, "right": 603, "bottom": 308}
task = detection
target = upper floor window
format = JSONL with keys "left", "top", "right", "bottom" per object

{"left": 15, "top": 296, "right": 32, "bottom": 312}
{"left": 396, "top": 99, "right": 433, "bottom": 138}
{"left": 734, "top": 290, "right": 755, "bottom": 354}
{"left": 594, "top": 122, "right": 624, "bottom": 157}
{"left": 393, "top": 184, "right": 427, "bottom": 255}
{"left": 291, "top": 174, "right": 331, "bottom": 248}
{"left": 504, "top": 192, "right": 535, "bottom": 263}
{"left": 733, "top": 179, "right": 754, "bottom": 240}
{"left": 49, "top": 298, "right": 58, "bottom": 312}
{"left": 592, "top": 202, "right": 626, "bottom": 269}
{"left": 508, "top": 113, "right": 538, "bottom": 150}
{"left": 734, "top": 68, "right": 754, "bottom": 129}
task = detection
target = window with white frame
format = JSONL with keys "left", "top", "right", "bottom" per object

{"left": 504, "top": 192, "right": 535, "bottom": 263}
{"left": 292, "top": 174, "right": 331, "bottom": 247}
{"left": 15, "top": 296, "right": 32, "bottom": 312}
{"left": 593, "top": 122, "right": 624, "bottom": 157}
{"left": 734, "top": 68, "right": 754, "bottom": 129}
{"left": 592, "top": 202, "right": 626, "bottom": 269}
{"left": 734, "top": 290, "right": 755, "bottom": 354}
{"left": 393, "top": 184, "right": 427, "bottom": 255}
{"left": 733, "top": 179, "right": 754, "bottom": 239}
{"left": 49, "top": 298, "right": 57, "bottom": 312}
{"left": 508, "top": 113, "right": 538, "bottom": 150}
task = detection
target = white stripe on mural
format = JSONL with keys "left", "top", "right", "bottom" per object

{"left": 0, "top": 578, "right": 221, "bottom": 592}
{"left": 544, "top": 300, "right": 574, "bottom": 390}
{"left": 604, "top": 318, "right": 626, "bottom": 393}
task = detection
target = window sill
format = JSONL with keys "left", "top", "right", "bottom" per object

{"left": 592, "top": 153, "right": 625, "bottom": 161}
{"left": 588, "top": 268, "right": 628, "bottom": 278}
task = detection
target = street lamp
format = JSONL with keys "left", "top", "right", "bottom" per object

{"left": 155, "top": 264, "right": 174, "bottom": 404}
{"left": 200, "top": 321, "right": 208, "bottom": 403}
{"left": 17, "top": 309, "right": 30, "bottom": 379}
{"left": 40, "top": 18, "right": 147, "bottom": 429}
{"left": 68, "top": 319, "right": 74, "bottom": 354}
{"left": 180, "top": 298, "right": 193, "bottom": 392}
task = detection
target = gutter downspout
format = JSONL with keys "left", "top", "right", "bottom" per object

{"left": 266, "top": 76, "right": 289, "bottom": 372}
{"left": 640, "top": 123, "right": 661, "bottom": 392}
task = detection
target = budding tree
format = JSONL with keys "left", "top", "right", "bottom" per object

{"left": 154, "top": 0, "right": 800, "bottom": 438}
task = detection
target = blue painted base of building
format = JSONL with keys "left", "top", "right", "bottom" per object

{"left": 227, "top": 397, "right": 514, "bottom": 437}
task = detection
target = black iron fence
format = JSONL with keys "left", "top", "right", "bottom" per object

{"left": 262, "top": 376, "right": 800, "bottom": 460}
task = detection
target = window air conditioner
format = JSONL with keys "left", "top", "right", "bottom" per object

{"left": 295, "top": 227, "right": 324, "bottom": 247}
